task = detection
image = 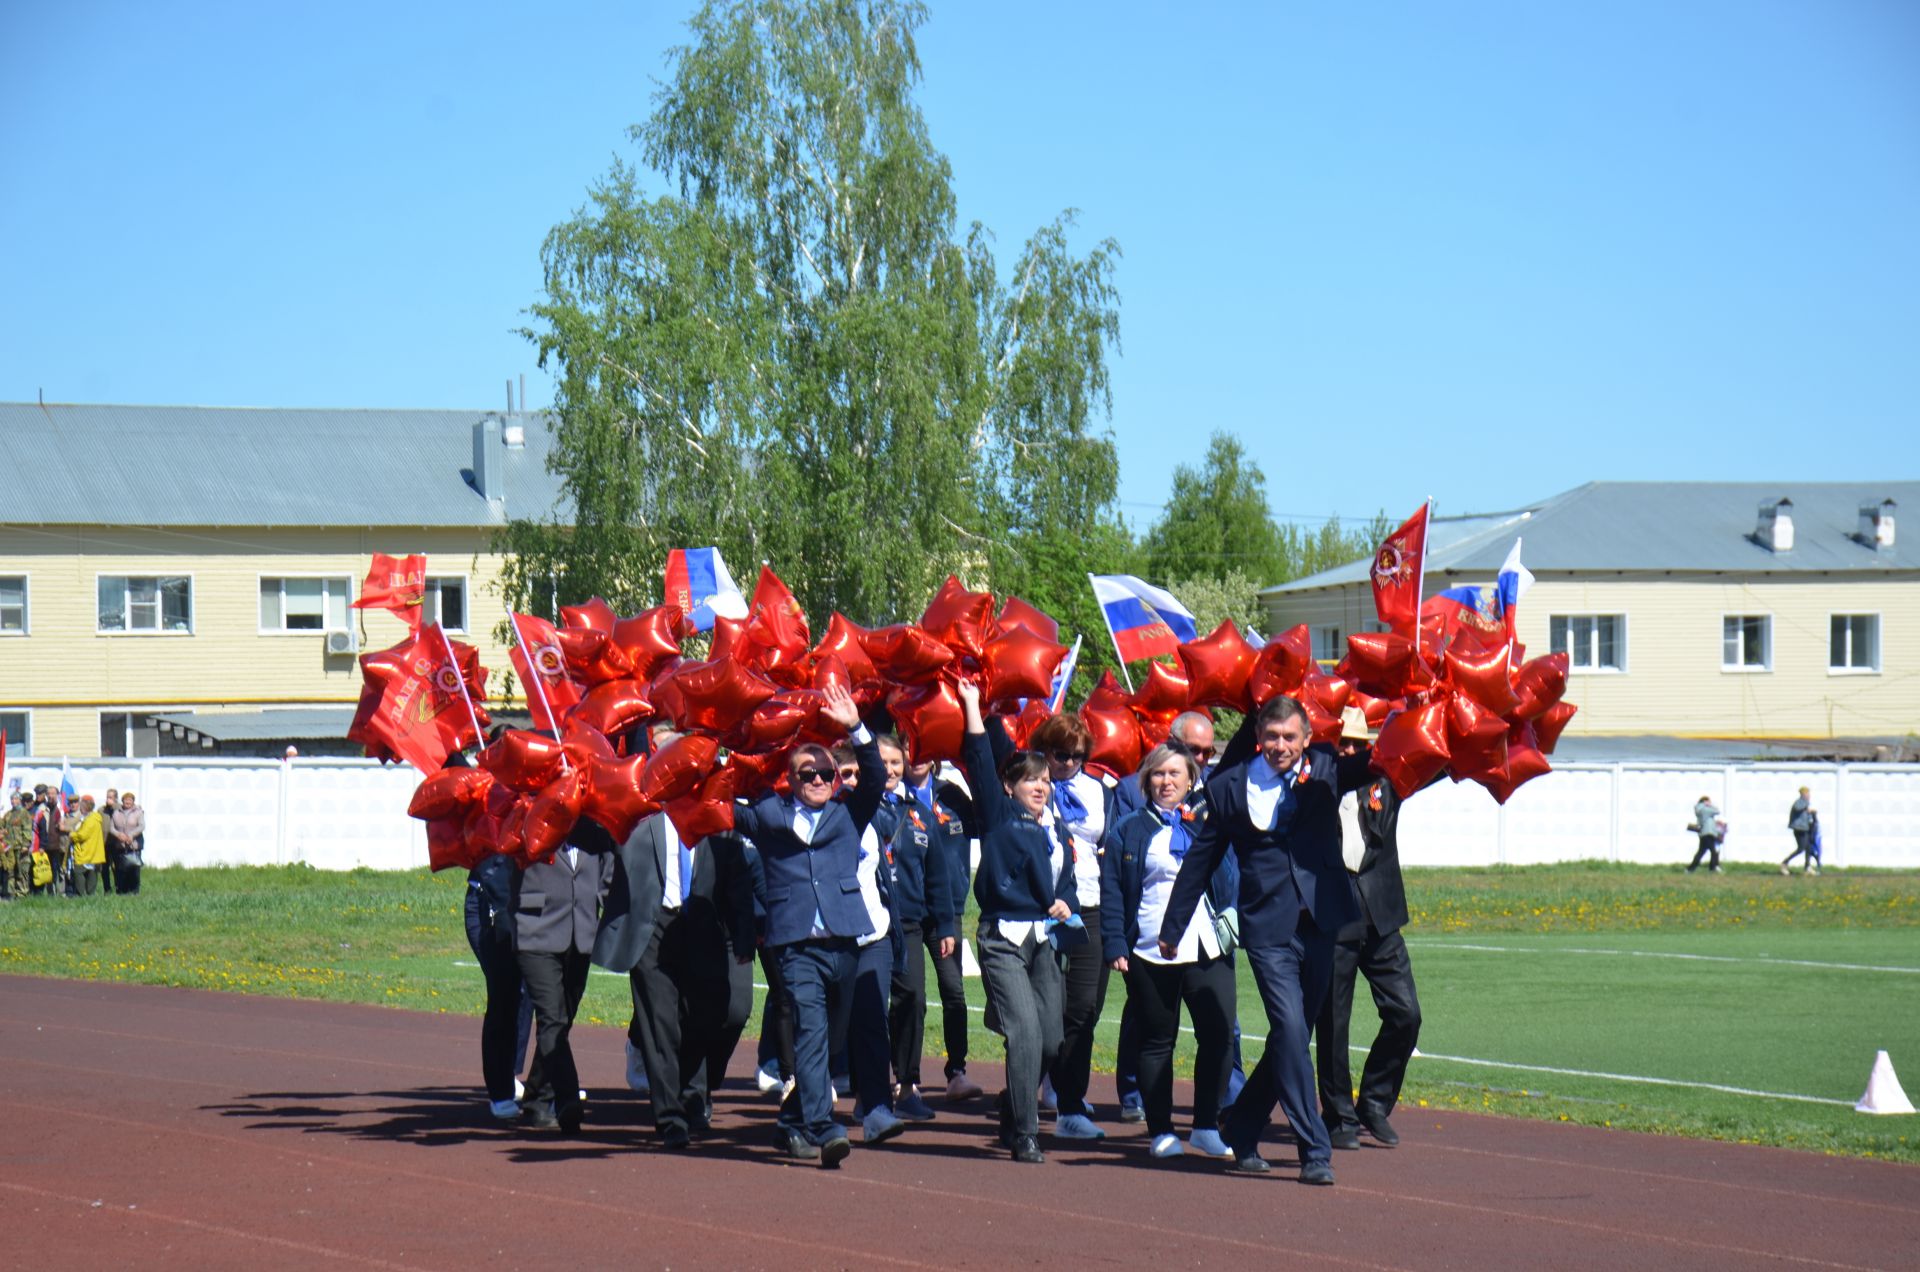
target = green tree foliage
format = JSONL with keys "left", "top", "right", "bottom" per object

{"left": 1142, "top": 433, "right": 1287, "bottom": 586}
{"left": 1167, "top": 568, "right": 1266, "bottom": 639}
{"left": 501, "top": 0, "right": 1124, "bottom": 653}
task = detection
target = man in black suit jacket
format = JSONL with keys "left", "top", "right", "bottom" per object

{"left": 1316, "top": 734, "right": 1424, "bottom": 1152}
{"left": 1160, "top": 695, "right": 1368, "bottom": 1185}
{"left": 513, "top": 821, "right": 616, "bottom": 1134}
{"left": 593, "top": 810, "right": 755, "bottom": 1147}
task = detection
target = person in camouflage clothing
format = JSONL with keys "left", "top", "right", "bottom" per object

{"left": 1, "top": 791, "right": 33, "bottom": 899}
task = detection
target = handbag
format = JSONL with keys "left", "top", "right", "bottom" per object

{"left": 31, "top": 852, "right": 52, "bottom": 888}
{"left": 1203, "top": 896, "right": 1239, "bottom": 957}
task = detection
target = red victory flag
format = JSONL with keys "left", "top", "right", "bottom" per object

{"left": 351, "top": 553, "right": 428, "bottom": 627}
{"left": 349, "top": 624, "right": 490, "bottom": 773}
{"left": 1370, "top": 503, "right": 1430, "bottom": 638}
{"left": 509, "top": 613, "right": 583, "bottom": 730}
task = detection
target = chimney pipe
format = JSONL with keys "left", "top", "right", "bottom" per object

{"left": 472, "top": 417, "right": 504, "bottom": 503}
{"left": 1754, "top": 497, "right": 1794, "bottom": 553}
{"left": 1857, "top": 498, "right": 1896, "bottom": 550}
{"left": 506, "top": 379, "right": 515, "bottom": 415}
{"left": 519, "top": 373, "right": 527, "bottom": 415}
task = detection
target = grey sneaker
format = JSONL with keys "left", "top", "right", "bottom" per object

{"left": 1054, "top": 1112, "right": 1106, "bottom": 1140}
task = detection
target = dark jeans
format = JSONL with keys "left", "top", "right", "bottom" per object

{"left": 1688, "top": 835, "right": 1721, "bottom": 870}
{"left": 775, "top": 939, "right": 858, "bottom": 1145}
{"left": 1050, "top": 903, "right": 1110, "bottom": 1116}
{"left": 517, "top": 947, "right": 592, "bottom": 1124}
{"left": 469, "top": 926, "right": 532, "bottom": 1104}
{"left": 1125, "top": 954, "right": 1235, "bottom": 1137}
{"left": 1316, "top": 926, "right": 1421, "bottom": 1132}
{"left": 1226, "top": 917, "right": 1338, "bottom": 1166}
{"left": 975, "top": 922, "right": 1064, "bottom": 1138}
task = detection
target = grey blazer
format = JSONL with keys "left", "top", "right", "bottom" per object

{"left": 592, "top": 813, "right": 755, "bottom": 973}
{"left": 512, "top": 839, "right": 615, "bottom": 956}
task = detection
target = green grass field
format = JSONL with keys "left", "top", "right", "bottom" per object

{"left": 3, "top": 862, "right": 1916, "bottom": 1162}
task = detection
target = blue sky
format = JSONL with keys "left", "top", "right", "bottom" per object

{"left": 4, "top": 0, "right": 1916, "bottom": 532}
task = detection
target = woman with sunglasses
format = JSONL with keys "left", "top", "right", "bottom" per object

{"left": 1100, "top": 742, "right": 1238, "bottom": 1159}
{"left": 956, "top": 678, "right": 1076, "bottom": 1164}
{"left": 1027, "top": 713, "right": 1118, "bottom": 1140}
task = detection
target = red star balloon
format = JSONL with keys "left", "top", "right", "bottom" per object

{"left": 995, "top": 595, "right": 1059, "bottom": 643}
{"left": 861, "top": 624, "right": 955, "bottom": 685}
{"left": 408, "top": 765, "right": 495, "bottom": 820}
{"left": 979, "top": 625, "right": 1068, "bottom": 705}
{"left": 582, "top": 752, "right": 659, "bottom": 842}
{"left": 737, "top": 566, "right": 812, "bottom": 682}
{"left": 559, "top": 596, "right": 618, "bottom": 633}
{"left": 1445, "top": 692, "right": 1511, "bottom": 784}
{"left": 640, "top": 733, "right": 721, "bottom": 804}
{"left": 889, "top": 681, "right": 967, "bottom": 766}
{"left": 666, "top": 658, "right": 779, "bottom": 735}
{"left": 1339, "top": 631, "right": 1424, "bottom": 699}
{"left": 1532, "top": 700, "right": 1579, "bottom": 754}
{"left": 567, "top": 678, "right": 655, "bottom": 741}
{"left": 1081, "top": 670, "right": 1145, "bottom": 776}
{"left": 1129, "top": 660, "right": 1191, "bottom": 718}
{"left": 555, "top": 627, "right": 634, "bottom": 686}
{"left": 808, "top": 613, "right": 881, "bottom": 688}
{"left": 424, "top": 814, "right": 480, "bottom": 872}
{"left": 725, "top": 746, "right": 792, "bottom": 800}
{"left": 611, "top": 606, "right": 684, "bottom": 681}
{"left": 920, "top": 575, "right": 997, "bottom": 660}
{"left": 1511, "top": 653, "right": 1570, "bottom": 721}
{"left": 1299, "top": 669, "right": 1354, "bottom": 744}
{"left": 1370, "top": 700, "right": 1452, "bottom": 799}
{"left": 1444, "top": 639, "right": 1520, "bottom": 716}
{"left": 1248, "top": 625, "right": 1315, "bottom": 705}
{"left": 478, "top": 729, "right": 568, "bottom": 793}
{"left": 667, "top": 765, "right": 737, "bottom": 844}
{"left": 727, "top": 693, "right": 823, "bottom": 754}
{"left": 522, "top": 765, "right": 589, "bottom": 864}
{"left": 1476, "top": 721, "right": 1552, "bottom": 804}
{"left": 1179, "top": 620, "right": 1259, "bottom": 711}
{"left": 708, "top": 614, "right": 748, "bottom": 662}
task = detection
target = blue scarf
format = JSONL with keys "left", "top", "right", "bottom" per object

{"left": 1158, "top": 806, "right": 1191, "bottom": 861}
{"left": 1052, "top": 778, "right": 1089, "bottom": 826}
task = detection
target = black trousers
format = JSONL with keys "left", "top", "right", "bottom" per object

{"left": 930, "top": 926, "right": 969, "bottom": 1079}
{"left": 1687, "top": 834, "right": 1721, "bottom": 870}
{"left": 517, "top": 947, "right": 592, "bottom": 1123}
{"left": 470, "top": 926, "right": 532, "bottom": 1104}
{"left": 1125, "top": 954, "right": 1235, "bottom": 1137}
{"left": 1050, "top": 904, "right": 1110, "bottom": 1115}
{"left": 756, "top": 945, "right": 797, "bottom": 1080}
{"left": 628, "top": 907, "right": 733, "bottom": 1134}
{"left": 847, "top": 935, "right": 894, "bottom": 1113}
{"left": 704, "top": 942, "right": 756, "bottom": 1100}
{"left": 114, "top": 836, "right": 143, "bottom": 894}
{"left": 1315, "top": 925, "right": 1421, "bottom": 1131}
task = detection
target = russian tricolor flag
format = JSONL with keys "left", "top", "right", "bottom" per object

{"left": 1421, "top": 538, "right": 1534, "bottom": 640}
{"left": 663, "top": 547, "right": 748, "bottom": 632}
{"left": 1089, "top": 575, "right": 1198, "bottom": 663}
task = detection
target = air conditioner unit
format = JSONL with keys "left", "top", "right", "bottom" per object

{"left": 325, "top": 629, "right": 360, "bottom": 656}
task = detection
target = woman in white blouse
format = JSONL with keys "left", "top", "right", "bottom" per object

{"left": 1099, "top": 742, "right": 1238, "bottom": 1159}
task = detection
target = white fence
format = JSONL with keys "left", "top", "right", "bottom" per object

{"left": 10, "top": 757, "right": 1920, "bottom": 872}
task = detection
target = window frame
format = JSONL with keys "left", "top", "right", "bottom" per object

{"left": 422, "top": 574, "right": 470, "bottom": 634}
{"left": 1548, "top": 612, "right": 1628, "bottom": 674}
{"left": 1310, "top": 624, "right": 1343, "bottom": 665}
{"left": 0, "top": 572, "right": 27, "bottom": 635}
{"left": 256, "top": 573, "right": 357, "bottom": 636}
{"left": 1720, "top": 612, "right": 1773, "bottom": 673}
{"left": 1828, "top": 612, "right": 1882, "bottom": 676}
{"left": 95, "top": 572, "right": 196, "bottom": 636}
{"left": 98, "top": 708, "right": 175, "bottom": 759}
{"left": 0, "top": 707, "right": 31, "bottom": 757}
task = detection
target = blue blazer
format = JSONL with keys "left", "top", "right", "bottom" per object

{"left": 960, "top": 728, "right": 1077, "bottom": 924}
{"left": 1099, "top": 801, "right": 1239, "bottom": 964}
{"left": 735, "top": 734, "right": 886, "bottom": 947}
{"left": 1160, "top": 743, "right": 1369, "bottom": 951}
{"left": 880, "top": 793, "right": 957, "bottom": 940}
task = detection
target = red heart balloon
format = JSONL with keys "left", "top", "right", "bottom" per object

{"left": 1532, "top": 700, "right": 1578, "bottom": 754}
{"left": 555, "top": 627, "right": 634, "bottom": 686}
{"left": 1477, "top": 721, "right": 1552, "bottom": 804}
{"left": 1248, "top": 625, "right": 1315, "bottom": 705}
{"left": 1445, "top": 692, "right": 1511, "bottom": 783}
{"left": 611, "top": 607, "right": 684, "bottom": 681}
{"left": 1129, "top": 660, "right": 1190, "bottom": 718}
{"left": 979, "top": 625, "right": 1068, "bottom": 705}
{"left": 565, "top": 679, "right": 654, "bottom": 740}
{"left": 559, "top": 596, "right": 618, "bottom": 632}
{"left": 995, "top": 595, "right": 1059, "bottom": 643}
{"left": 920, "top": 575, "right": 996, "bottom": 659}
{"left": 724, "top": 746, "right": 791, "bottom": 800}
{"left": 888, "top": 681, "right": 967, "bottom": 766}
{"left": 1081, "top": 670, "right": 1144, "bottom": 776}
{"left": 583, "top": 752, "right": 659, "bottom": 841}
{"left": 1371, "top": 700, "right": 1452, "bottom": 799}
{"left": 408, "top": 765, "right": 495, "bottom": 820}
{"left": 667, "top": 658, "right": 780, "bottom": 734}
{"left": 522, "top": 766, "right": 590, "bottom": 864}
{"left": 640, "top": 733, "right": 721, "bottom": 804}
{"left": 861, "top": 624, "right": 955, "bottom": 684}
{"left": 667, "top": 765, "right": 737, "bottom": 844}
{"left": 1445, "top": 639, "right": 1520, "bottom": 716}
{"left": 478, "top": 729, "right": 568, "bottom": 793}
{"left": 1511, "top": 653, "right": 1570, "bottom": 721}
{"left": 1178, "top": 620, "right": 1259, "bottom": 711}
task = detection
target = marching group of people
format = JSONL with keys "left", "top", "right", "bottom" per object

{"left": 1, "top": 785, "right": 145, "bottom": 900}
{"left": 460, "top": 681, "right": 1425, "bottom": 1187}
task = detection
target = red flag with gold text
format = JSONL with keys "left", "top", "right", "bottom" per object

{"left": 351, "top": 553, "right": 428, "bottom": 627}
{"left": 509, "top": 613, "right": 583, "bottom": 730}
{"left": 348, "top": 624, "right": 489, "bottom": 772}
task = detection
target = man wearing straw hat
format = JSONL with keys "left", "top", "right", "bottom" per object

{"left": 1315, "top": 706, "right": 1424, "bottom": 1152}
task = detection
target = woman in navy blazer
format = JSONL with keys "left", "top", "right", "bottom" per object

{"left": 1101, "top": 742, "right": 1240, "bottom": 1159}
{"left": 956, "top": 678, "right": 1076, "bottom": 1164}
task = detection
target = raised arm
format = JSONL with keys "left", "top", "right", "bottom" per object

{"left": 957, "top": 679, "right": 1013, "bottom": 831}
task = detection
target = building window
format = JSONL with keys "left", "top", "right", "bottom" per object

{"left": 1310, "top": 625, "right": 1342, "bottom": 663}
{"left": 259, "top": 576, "right": 352, "bottom": 632}
{"left": 100, "top": 712, "right": 162, "bottom": 758}
{"left": 98, "top": 575, "right": 193, "bottom": 633}
{"left": 1830, "top": 614, "right": 1880, "bottom": 673}
{"left": 1549, "top": 615, "right": 1624, "bottom": 671}
{"left": 0, "top": 710, "right": 27, "bottom": 756}
{"left": 0, "top": 576, "right": 25, "bottom": 633}
{"left": 1722, "top": 615, "right": 1771, "bottom": 671}
{"left": 423, "top": 576, "right": 467, "bottom": 632}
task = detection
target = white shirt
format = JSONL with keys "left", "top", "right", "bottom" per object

{"left": 1246, "top": 754, "right": 1306, "bottom": 832}
{"left": 855, "top": 824, "right": 890, "bottom": 947}
{"left": 1051, "top": 770, "right": 1107, "bottom": 909}
{"left": 661, "top": 829, "right": 692, "bottom": 910}
{"left": 1133, "top": 812, "right": 1220, "bottom": 965}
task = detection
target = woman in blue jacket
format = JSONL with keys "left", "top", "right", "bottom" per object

{"left": 956, "top": 678, "right": 1076, "bottom": 1164}
{"left": 1100, "top": 741, "right": 1239, "bottom": 1159}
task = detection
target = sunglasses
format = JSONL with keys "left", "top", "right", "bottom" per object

{"left": 837, "top": 768, "right": 859, "bottom": 781}
{"left": 793, "top": 768, "right": 836, "bottom": 785}
{"left": 1050, "top": 750, "right": 1088, "bottom": 764}
{"left": 1189, "top": 746, "right": 1216, "bottom": 761}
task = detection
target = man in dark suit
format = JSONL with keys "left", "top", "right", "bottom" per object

{"left": 593, "top": 809, "right": 755, "bottom": 1148}
{"left": 1159, "top": 694, "right": 1369, "bottom": 1185}
{"left": 733, "top": 683, "right": 883, "bottom": 1168}
{"left": 1316, "top": 711, "right": 1423, "bottom": 1152}
{"left": 513, "top": 820, "right": 616, "bottom": 1135}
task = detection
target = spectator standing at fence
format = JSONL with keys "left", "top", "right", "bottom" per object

{"left": 68, "top": 796, "right": 108, "bottom": 896}
{"left": 1686, "top": 795, "right": 1723, "bottom": 873}
{"left": 1, "top": 792, "right": 30, "bottom": 899}
{"left": 33, "top": 787, "right": 67, "bottom": 896}
{"left": 110, "top": 792, "right": 145, "bottom": 894}
{"left": 1782, "top": 787, "right": 1820, "bottom": 875}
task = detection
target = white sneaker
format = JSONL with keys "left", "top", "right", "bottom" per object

{"left": 489, "top": 1099, "right": 521, "bottom": 1120}
{"left": 625, "top": 1039, "right": 651, "bottom": 1094}
{"left": 1150, "top": 1133, "right": 1183, "bottom": 1158}
{"left": 1189, "top": 1128, "right": 1234, "bottom": 1158}
{"left": 513, "top": 1077, "right": 526, "bottom": 1101}
{"left": 577, "top": 1088, "right": 588, "bottom": 1103}
{"left": 1038, "top": 1077, "right": 1058, "bottom": 1113}
{"left": 755, "top": 1061, "right": 783, "bottom": 1096}
{"left": 1054, "top": 1112, "right": 1106, "bottom": 1140}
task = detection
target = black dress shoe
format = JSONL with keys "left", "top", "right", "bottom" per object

{"left": 1358, "top": 1108, "right": 1400, "bottom": 1147}
{"left": 660, "top": 1123, "right": 692, "bottom": 1150}
{"left": 820, "top": 1135, "right": 852, "bottom": 1168}
{"left": 1329, "top": 1124, "right": 1361, "bottom": 1151}
{"left": 557, "top": 1111, "right": 583, "bottom": 1137}
{"left": 1010, "top": 1134, "right": 1045, "bottom": 1164}
{"left": 778, "top": 1128, "right": 820, "bottom": 1160}
{"left": 1298, "top": 1159, "right": 1336, "bottom": 1186}
{"left": 1228, "top": 1151, "right": 1271, "bottom": 1175}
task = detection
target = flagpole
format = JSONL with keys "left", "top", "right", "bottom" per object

{"left": 1414, "top": 496, "right": 1434, "bottom": 648}
{"left": 508, "top": 613, "right": 563, "bottom": 736}
{"left": 1088, "top": 574, "right": 1135, "bottom": 692}
{"left": 433, "top": 624, "right": 488, "bottom": 754}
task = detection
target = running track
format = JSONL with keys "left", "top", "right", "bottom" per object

{"left": 2, "top": 975, "right": 1914, "bottom": 1270}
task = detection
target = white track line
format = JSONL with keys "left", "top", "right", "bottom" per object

{"left": 1410, "top": 942, "right": 1920, "bottom": 975}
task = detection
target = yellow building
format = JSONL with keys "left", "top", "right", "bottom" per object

{"left": 1260, "top": 483, "right": 1918, "bottom": 748}
{"left": 0, "top": 404, "right": 568, "bottom": 759}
